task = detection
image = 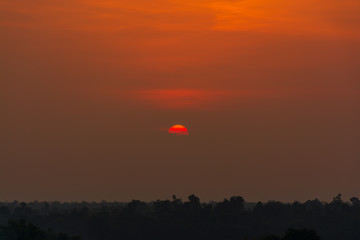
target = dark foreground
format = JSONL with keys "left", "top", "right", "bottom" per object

{"left": 1, "top": 194, "right": 359, "bottom": 240}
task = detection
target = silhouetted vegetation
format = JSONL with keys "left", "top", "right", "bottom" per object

{"left": 0, "top": 219, "right": 80, "bottom": 240}
{"left": 1, "top": 194, "right": 359, "bottom": 240}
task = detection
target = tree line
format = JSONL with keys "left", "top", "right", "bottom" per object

{"left": 0, "top": 194, "right": 359, "bottom": 240}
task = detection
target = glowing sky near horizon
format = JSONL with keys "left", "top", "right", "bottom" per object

{"left": 1, "top": 0, "right": 360, "bottom": 202}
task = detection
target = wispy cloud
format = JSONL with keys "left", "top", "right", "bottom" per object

{"left": 1, "top": 0, "right": 359, "bottom": 38}
{"left": 92, "top": 88, "right": 274, "bottom": 110}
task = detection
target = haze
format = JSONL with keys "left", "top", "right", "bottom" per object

{"left": 1, "top": 0, "right": 359, "bottom": 202}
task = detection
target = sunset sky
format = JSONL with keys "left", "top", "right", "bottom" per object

{"left": 1, "top": 0, "right": 360, "bottom": 202}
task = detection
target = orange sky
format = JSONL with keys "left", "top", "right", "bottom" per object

{"left": 1, "top": 0, "right": 360, "bottom": 202}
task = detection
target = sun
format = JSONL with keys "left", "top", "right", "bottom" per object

{"left": 168, "top": 125, "right": 189, "bottom": 136}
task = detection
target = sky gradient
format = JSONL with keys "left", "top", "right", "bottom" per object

{"left": 1, "top": 0, "right": 360, "bottom": 202}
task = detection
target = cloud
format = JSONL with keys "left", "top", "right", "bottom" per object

{"left": 90, "top": 88, "right": 276, "bottom": 110}
{"left": 86, "top": 86, "right": 360, "bottom": 112}
{"left": 1, "top": 0, "right": 359, "bottom": 38}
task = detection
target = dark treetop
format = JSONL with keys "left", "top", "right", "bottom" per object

{"left": 1, "top": 194, "right": 359, "bottom": 240}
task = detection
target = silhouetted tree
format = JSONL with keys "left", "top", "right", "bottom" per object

{"left": 1, "top": 194, "right": 359, "bottom": 240}
{"left": 283, "top": 228, "right": 320, "bottom": 240}
{"left": 350, "top": 197, "right": 359, "bottom": 206}
{"left": 0, "top": 220, "right": 81, "bottom": 240}
{"left": 187, "top": 194, "right": 201, "bottom": 209}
